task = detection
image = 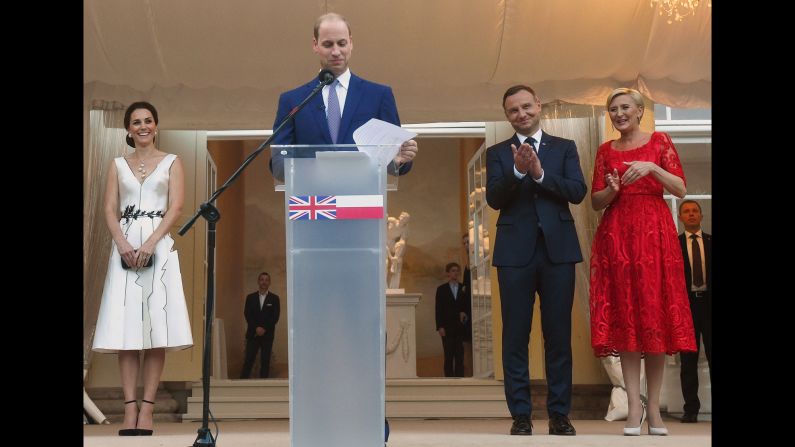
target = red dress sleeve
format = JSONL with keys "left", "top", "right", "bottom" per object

{"left": 657, "top": 132, "right": 686, "bottom": 185}
{"left": 591, "top": 143, "right": 608, "bottom": 193}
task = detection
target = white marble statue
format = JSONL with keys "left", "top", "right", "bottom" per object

{"left": 468, "top": 221, "right": 490, "bottom": 258}
{"left": 602, "top": 356, "right": 648, "bottom": 421}
{"left": 387, "top": 211, "right": 410, "bottom": 290}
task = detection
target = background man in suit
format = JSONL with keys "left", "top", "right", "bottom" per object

{"left": 269, "top": 12, "right": 418, "bottom": 180}
{"left": 240, "top": 272, "right": 281, "bottom": 379}
{"left": 677, "top": 200, "right": 712, "bottom": 423}
{"left": 485, "top": 85, "right": 586, "bottom": 436}
{"left": 435, "top": 262, "right": 470, "bottom": 377}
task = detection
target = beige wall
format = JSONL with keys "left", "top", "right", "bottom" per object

{"left": 207, "top": 141, "right": 247, "bottom": 379}
{"left": 240, "top": 141, "right": 289, "bottom": 376}
{"left": 210, "top": 138, "right": 480, "bottom": 378}
{"left": 390, "top": 138, "right": 481, "bottom": 374}
{"left": 222, "top": 135, "right": 608, "bottom": 382}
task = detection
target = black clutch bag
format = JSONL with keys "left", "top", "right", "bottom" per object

{"left": 121, "top": 253, "right": 154, "bottom": 270}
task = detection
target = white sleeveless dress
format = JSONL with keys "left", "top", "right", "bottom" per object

{"left": 92, "top": 154, "right": 194, "bottom": 352}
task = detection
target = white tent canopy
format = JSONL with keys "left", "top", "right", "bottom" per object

{"left": 84, "top": 0, "right": 711, "bottom": 129}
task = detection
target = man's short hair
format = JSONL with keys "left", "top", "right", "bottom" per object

{"left": 502, "top": 85, "right": 537, "bottom": 108}
{"left": 314, "top": 13, "right": 351, "bottom": 39}
{"left": 445, "top": 262, "right": 461, "bottom": 272}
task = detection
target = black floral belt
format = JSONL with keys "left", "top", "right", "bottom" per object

{"left": 121, "top": 205, "right": 164, "bottom": 223}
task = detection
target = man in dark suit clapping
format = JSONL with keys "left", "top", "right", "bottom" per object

{"left": 240, "top": 272, "right": 281, "bottom": 379}
{"left": 486, "top": 85, "right": 586, "bottom": 436}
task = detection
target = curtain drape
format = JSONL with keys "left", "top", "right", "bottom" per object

{"left": 83, "top": 101, "right": 127, "bottom": 367}
{"left": 540, "top": 103, "right": 604, "bottom": 322}
{"left": 84, "top": 0, "right": 711, "bottom": 129}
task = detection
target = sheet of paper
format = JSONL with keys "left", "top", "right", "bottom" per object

{"left": 353, "top": 118, "right": 417, "bottom": 166}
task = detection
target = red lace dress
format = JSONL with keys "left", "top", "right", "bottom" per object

{"left": 589, "top": 132, "right": 696, "bottom": 357}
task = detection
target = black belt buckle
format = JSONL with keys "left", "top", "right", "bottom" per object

{"left": 692, "top": 291, "right": 706, "bottom": 298}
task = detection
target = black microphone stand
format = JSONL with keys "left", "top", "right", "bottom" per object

{"left": 178, "top": 70, "right": 335, "bottom": 447}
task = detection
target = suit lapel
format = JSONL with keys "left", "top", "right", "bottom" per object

{"left": 538, "top": 131, "right": 552, "bottom": 165}
{"left": 308, "top": 83, "right": 333, "bottom": 144}
{"left": 262, "top": 292, "right": 272, "bottom": 312}
{"left": 505, "top": 134, "right": 522, "bottom": 170}
{"left": 336, "top": 74, "right": 363, "bottom": 143}
{"left": 448, "top": 282, "right": 461, "bottom": 302}
{"left": 680, "top": 234, "right": 692, "bottom": 285}
{"left": 703, "top": 234, "right": 711, "bottom": 287}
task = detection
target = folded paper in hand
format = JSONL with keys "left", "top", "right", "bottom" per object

{"left": 353, "top": 118, "right": 417, "bottom": 166}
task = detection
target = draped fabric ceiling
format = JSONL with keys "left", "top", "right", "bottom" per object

{"left": 84, "top": 0, "right": 711, "bottom": 130}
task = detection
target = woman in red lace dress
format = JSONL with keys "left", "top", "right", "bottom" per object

{"left": 589, "top": 88, "right": 696, "bottom": 436}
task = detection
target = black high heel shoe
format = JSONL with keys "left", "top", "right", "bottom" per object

{"left": 118, "top": 400, "right": 139, "bottom": 436}
{"left": 136, "top": 399, "right": 155, "bottom": 436}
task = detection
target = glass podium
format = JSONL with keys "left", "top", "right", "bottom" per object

{"left": 270, "top": 144, "right": 401, "bottom": 447}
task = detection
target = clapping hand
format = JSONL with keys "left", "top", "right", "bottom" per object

{"left": 621, "top": 161, "right": 657, "bottom": 186}
{"left": 605, "top": 168, "right": 620, "bottom": 192}
{"left": 511, "top": 142, "right": 542, "bottom": 179}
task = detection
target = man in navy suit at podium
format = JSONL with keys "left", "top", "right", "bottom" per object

{"left": 269, "top": 13, "right": 419, "bottom": 443}
{"left": 269, "top": 12, "right": 418, "bottom": 180}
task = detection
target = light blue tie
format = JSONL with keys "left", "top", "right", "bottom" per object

{"left": 327, "top": 80, "right": 341, "bottom": 143}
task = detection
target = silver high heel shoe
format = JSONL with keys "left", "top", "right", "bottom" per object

{"left": 623, "top": 406, "right": 646, "bottom": 436}
{"left": 646, "top": 405, "right": 668, "bottom": 435}
{"left": 648, "top": 421, "right": 669, "bottom": 436}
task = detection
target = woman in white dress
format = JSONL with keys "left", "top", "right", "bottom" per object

{"left": 92, "top": 102, "right": 193, "bottom": 436}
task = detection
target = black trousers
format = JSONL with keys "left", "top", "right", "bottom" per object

{"left": 441, "top": 333, "right": 465, "bottom": 377}
{"left": 497, "top": 235, "right": 574, "bottom": 418}
{"left": 240, "top": 333, "right": 275, "bottom": 379}
{"left": 680, "top": 290, "right": 712, "bottom": 414}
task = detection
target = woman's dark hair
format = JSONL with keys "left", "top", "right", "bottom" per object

{"left": 123, "top": 101, "right": 159, "bottom": 148}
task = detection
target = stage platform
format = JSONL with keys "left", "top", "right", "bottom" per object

{"left": 84, "top": 417, "right": 712, "bottom": 446}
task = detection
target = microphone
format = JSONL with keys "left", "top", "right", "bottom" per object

{"left": 318, "top": 69, "right": 335, "bottom": 85}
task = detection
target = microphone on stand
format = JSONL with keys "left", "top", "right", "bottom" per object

{"left": 318, "top": 69, "right": 335, "bottom": 85}
{"left": 271, "top": 69, "right": 338, "bottom": 180}
{"left": 288, "top": 70, "right": 335, "bottom": 115}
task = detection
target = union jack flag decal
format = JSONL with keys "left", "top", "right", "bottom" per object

{"left": 288, "top": 195, "right": 337, "bottom": 220}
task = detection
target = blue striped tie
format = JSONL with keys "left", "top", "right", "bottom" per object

{"left": 327, "top": 80, "right": 341, "bottom": 143}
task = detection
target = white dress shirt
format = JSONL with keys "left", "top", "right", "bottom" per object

{"left": 684, "top": 229, "right": 707, "bottom": 292}
{"left": 321, "top": 68, "right": 350, "bottom": 117}
{"left": 449, "top": 282, "right": 458, "bottom": 300}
